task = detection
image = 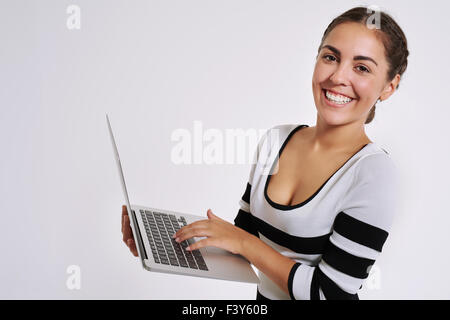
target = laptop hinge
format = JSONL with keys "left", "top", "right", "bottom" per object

{"left": 131, "top": 210, "right": 148, "bottom": 260}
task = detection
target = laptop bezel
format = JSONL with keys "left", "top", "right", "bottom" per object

{"left": 106, "top": 114, "right": 149, "bottom": 270}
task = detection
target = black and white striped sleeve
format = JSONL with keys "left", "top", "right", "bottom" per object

{"left": 234, "top": 182, "right": 259, "bottom": 238}
{"left": 288, "top": 154, "right": 400, "bottom": 300}
{"left": 233, "top": 127, "right": 272, "bottom": 238}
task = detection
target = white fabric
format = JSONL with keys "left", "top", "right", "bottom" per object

{"left": 237, "top": 124, "right": 399, "bottom": 300}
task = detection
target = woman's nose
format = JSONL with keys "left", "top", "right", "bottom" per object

{"left": 329, "top": 64, "right": 351, "bottom": 86}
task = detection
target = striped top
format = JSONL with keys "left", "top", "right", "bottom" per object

{"left": 234, "top": 124, "right": 399, "bottom": 300}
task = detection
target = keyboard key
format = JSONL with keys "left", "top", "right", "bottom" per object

{"left": 169, "top": 258, "right": 179, "bottom": 266}
{"left": 179, "top": 260, "right": 189, "bottom": 268}
{"left": 140, "top": 211, "right": 208, "bottom": 271}
{"left": 197, "top": 263, "right": 208, "bottom": 271}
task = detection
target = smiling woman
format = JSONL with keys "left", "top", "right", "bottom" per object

{"left": 314, "top": 7, "right": 409, "bottom": 124}
{"left": 119, "top": 5, "right": 410, "bottom": 301}
{"left": 229, "top": 6, "right": 409, "bottom": 300}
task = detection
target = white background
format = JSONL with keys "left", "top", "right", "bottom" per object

{"left": 1, "top": 0, "right": 449, "bottom": 299}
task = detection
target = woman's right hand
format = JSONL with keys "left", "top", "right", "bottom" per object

{"left": 121, "top": 205, "right": 138, "bottom": 257}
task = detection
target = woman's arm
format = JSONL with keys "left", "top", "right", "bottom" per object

{"left": 240, "top": 232, "right": 297, "bottom": 296}
{"left": 173, "top": 209, "right": 296, "bottom": 296}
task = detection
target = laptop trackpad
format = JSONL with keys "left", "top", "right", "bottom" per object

{"left": 192, "top": 237, "right": 233, "bottom": 256}
{"left": 204, "top": 246, "right": 235, "bottom": 257}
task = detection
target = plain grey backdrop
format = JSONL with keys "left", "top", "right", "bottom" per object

{"left": 1, "top": 0, "right": 449, "bottom": 299}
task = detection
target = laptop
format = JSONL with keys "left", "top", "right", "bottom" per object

{"left": 106, "top": 114, "right": 259, "bottom": 284}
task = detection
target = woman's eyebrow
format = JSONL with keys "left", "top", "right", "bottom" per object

{"left": 321, "top": 44, "right": 378, "bottom": 66}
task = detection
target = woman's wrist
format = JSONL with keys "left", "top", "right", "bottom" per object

{"left": 238, "top": 230, "right": 296, "bottom": 295}
{"left": 238, "top": 229, "right": 259, "bottom": 258}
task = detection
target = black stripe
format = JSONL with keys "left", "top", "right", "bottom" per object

{"left": 310, "top": 267, "right": 321, "bottom": 300}
{"left": 317, "top": 267, "right": 359, "bottom": 300}
{"left": 334, "top": 211, "right": 389, "bottom": 252}
{"left": 322, "top": 242, "right": 375, "bottom": 279}
{"left": 288, "top": 263, "right": 301, "bottom": 300}
{"left": 234, "top": 209, "right": 259, "bottom": 238}
{"left": 241, "top": 182, "right": 251, "bottom": 204}
{"left": 252, "top": 214, "right": 331, "bottom": 255}
{"left": 256, "top": 289, "right": 271, "bottom": 301}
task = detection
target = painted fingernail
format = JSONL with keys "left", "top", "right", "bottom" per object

{"left": 175, "top": 238, "right": 180, "bottom": 243}
{"left": 185, "top": 246, "right": 191, "bottom": 251}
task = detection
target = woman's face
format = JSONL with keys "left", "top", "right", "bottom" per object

{"left": 312, "top": 21, "right": 398, "bottom": 126}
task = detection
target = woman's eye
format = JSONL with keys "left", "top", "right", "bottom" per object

{"left": 323, "top": 54, "right": 336, "bottom": 62}
{"left": 356, "top": 65, "right": 370, "bottom": 73}
{"left": 322, "top": 55, "right": 370, "bottom": 73}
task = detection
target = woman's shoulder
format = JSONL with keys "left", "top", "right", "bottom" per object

{"left": 356, "top": 142, "right": 398, "bottom": 171}
{"left": 263, "top": 123, "right": 308, "bottom": 146}
{"left": 252, "top": 123, "right": 307, "bottom": 175}
{"left": 351, "top": 143, "right": 399, "bottom": 190}
{"left": 264, "top": 123, "right": 303, "bottom": 136}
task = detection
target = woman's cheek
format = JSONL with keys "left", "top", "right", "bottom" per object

{"left": 355, "top": 76, "right": 378, "bottom": 96}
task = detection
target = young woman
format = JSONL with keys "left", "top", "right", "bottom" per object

{"left": 122, "top": 6, "right": 409, "bottom": 300}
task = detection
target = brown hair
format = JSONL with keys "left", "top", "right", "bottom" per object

{"left": 318, "top": 7, "right": 409, "bottom": 124}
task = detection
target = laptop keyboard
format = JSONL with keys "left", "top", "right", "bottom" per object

{"left": 140, "top": 210, "right": 208, "bottom": 271}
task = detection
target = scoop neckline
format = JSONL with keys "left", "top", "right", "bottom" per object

{"left": 263, "top": 124, "right": 371, "bottom": 211}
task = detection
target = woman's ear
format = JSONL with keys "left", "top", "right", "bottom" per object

{"left": 379, "top": 74, "right": 401, "bottom": 101}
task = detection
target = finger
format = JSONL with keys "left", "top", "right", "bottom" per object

{"left": 123, "top": 215, "right": 134, "bottom": 244}
{"left": 128, "top": 239, "right": 138, "bottom": 257}
{"left": 175, "top": 223, "right": 210, "bottom": 242}
{"left": 186, "top": 238, "right": 212, "bottom": 251}
{"left": 173, "top": 220, "right": 209, "bottom": 239}
{"left": 122, "top": 205, "right": 128, "bottom": 233}
{"left": 207, "top": 209, "right": 215, "bottom": 219}
{"left": 127, "top": 239, "right": 137, "bottom": 254}
{"left": 176, "top": 228, "right": 211, "bottom": 244}
{"left": 207, "top": 209, "right": 223, "bottom": 221}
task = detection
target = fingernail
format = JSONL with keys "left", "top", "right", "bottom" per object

{"left": 175, "top": 238, "right": 180, "bottom": 243}
{"left": 185, "top": 246, "right": 191, "bottom": 251}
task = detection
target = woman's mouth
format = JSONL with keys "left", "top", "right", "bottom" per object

{"left": 322, "top": 89, "right": 355, "bottom": 108}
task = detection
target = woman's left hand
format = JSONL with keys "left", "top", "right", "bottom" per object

{"left": 172, "top": 209, "right": 249, "bottom": 255}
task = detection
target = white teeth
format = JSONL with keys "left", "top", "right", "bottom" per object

{"left": 325, "top": 90, "right": 352, "bottom": 104}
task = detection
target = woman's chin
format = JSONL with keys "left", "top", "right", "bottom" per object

{"left": 318, "top": 110, "right": 350, "bottom": 126}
